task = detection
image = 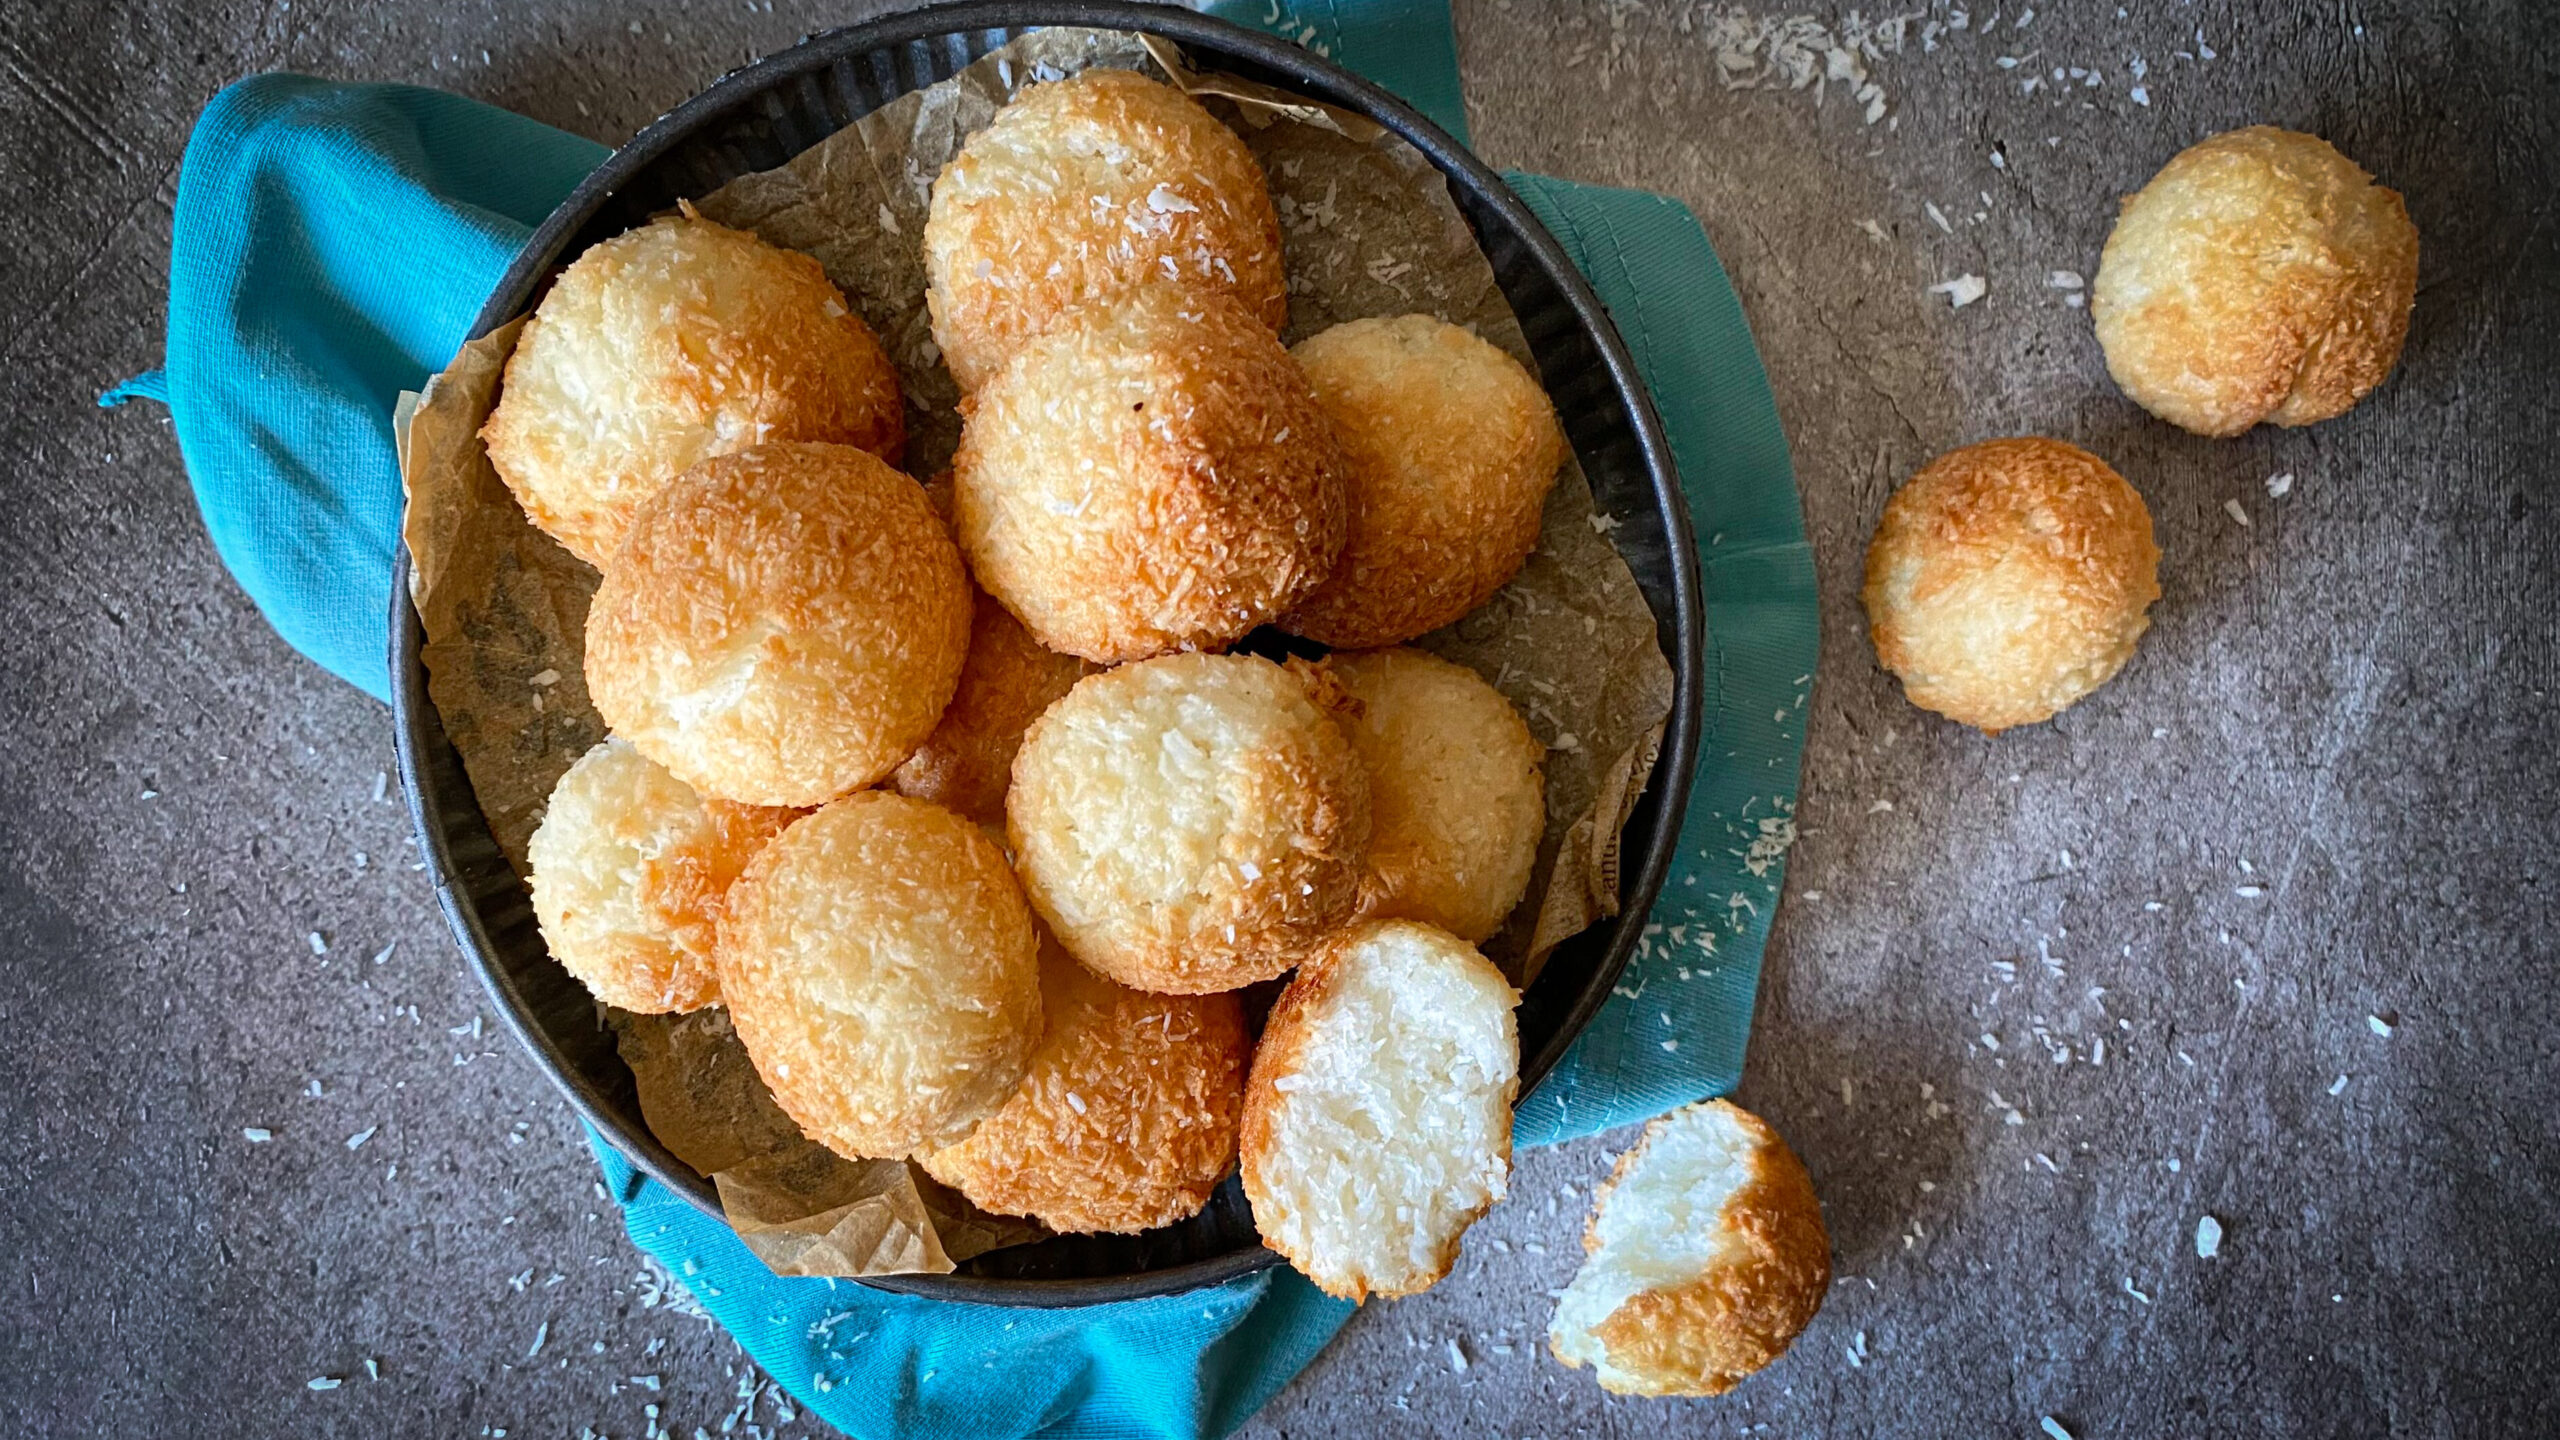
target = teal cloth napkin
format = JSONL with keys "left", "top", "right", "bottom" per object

{"left": 107, "top": 3, "right": 1813, "bottom": 1434}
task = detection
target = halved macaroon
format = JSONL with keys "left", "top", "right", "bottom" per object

{"left": 1548, "top": 1099, "right": 1830, "bottom": 1396}
{"left": 1240, "top": 919, "right": 1519, "bottom": 1300}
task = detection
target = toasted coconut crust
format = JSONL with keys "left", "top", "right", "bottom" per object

{"left": 584, "top": 442, "right": 973, "bottom": 807}
{"left": 1322, "top": 649, "right": 1545, "bottom": 944}
{"left": 925, "top": 67, "right": 1288, "bottom": 392}
{"left": 1278, "top": 315, "right": 1564, "bottom": 649}
{"left": 890, "top": 589, "right": 1096, "bottom": 827}
{"left": 921, "top": 943, "right": 1248, "bottom": 1233}
{"left": 952, "top": 284, "right": 1348, "bottom": 663}
{"left": 2092, "top": 126, "right": 2418, "bottom": 438}
{"left": 715, "top": 791, "right": 1043, "bottom": 1160}
{"left": 526, "top": 738, "right": 797, "bottom": 1013}
{"left": 482, "top": 213, "right": 905, "bottom": 565}
{"left": 1861, "top": 437, "right": 2160, "bottom": 734}
{"left": 1549, "top": 1100, "right": 1830, "bottom": 1398}
{"left": 1006, "top": 652, "right": 1369, "bottom": 994}
{"left": 1240, "top": 920, "right": 1518, "bottom": 1300}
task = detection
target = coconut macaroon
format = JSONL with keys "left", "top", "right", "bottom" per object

{"left": 585, "top": 443, "right": 973, "bottom": 808}
{"left": 890, "top": 589, "right": 1095, "bottom": 828}
{"left": 1548, "top": 1100, "right": 1829, "bottom": 1397}
{"left": 925, "top": 66, "right": 1288, "bottom": 392}
{"left": 1862, "top": 437, "right": 2161, "bottom": 734}
{"left": 526, "top": 737, "right": 796, "bottom": 1014}
{"left": 1241, "top": 920, "right": 1518, "bottom": 1300}
{"left": 922, "top": 943, "right": 1249, "bottom": 1234}
{"left": 1278, "top": 315, "right": 1565, "bottom": 650}
{"left": 716, "top": 791, "right": 1043, "bottom": 1160}
{"left": 2093, "top": 126, "right": 2419, "bottom": 438}
{"left": 953, "top": 285, "right": 1348, "bottom": 662}
{"left": 481, "top": 211, "right": 905, "bottom": 565}
{"left": 1007, "top": 652, "right": 1368, "bottom": 994}
{"left": 1322, "top": 649, "right": 1545, "bottom": 944}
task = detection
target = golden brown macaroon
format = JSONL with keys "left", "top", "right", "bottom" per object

{"left": 953, "top": 284, "right": 1348, "bottom": 662}
{"left": 1278, "top": 315, "right": 1565, "bottom": 649}
{"left": 482, "top": 211, "right": 905, "bottom": 565}
{"left": 1241, "top": 920, "right": 1519, "bottom": 1301}
{"left": 716, "top": 791, "right": 1043, "bottom": 1159}
{"left": 584, "top": 442, "right": 972, "bottom": 808}
{"left": 1007, "top": 652, "right": 1368, "bottom": 994}
{"left": 890, "top": 589, "right": 1095, "bottom": 828}
{"left": 925, "top": 66, "right": 1288, "bottom": 392}
{"left": 1862, "top": 438, "right": 2161, "bottom": 734}
{"left": 2092, "top": 126, "right": 2419, "bottom": 437}
{"left": 1322, "top": 648, "right": 1545, "bottom": 944}
{"left": 921, "top": 941, "right": 1249, "bottom": 1234}
{"left": 526, "top": 737, "right": 797, "bottom": 1013}
{"left": 1548, "top": 1099, "right": 1830, "bottom": 1397}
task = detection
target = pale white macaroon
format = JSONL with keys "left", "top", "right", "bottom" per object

{"left": 526, "top": 737, "right": 796, "bottom": 1013}
{"left": 1240, "top": 919, "right": 1518, "bottom": 1300}
{"left": 1548, "top": 1099, "right": 1830, "bottom": 1397}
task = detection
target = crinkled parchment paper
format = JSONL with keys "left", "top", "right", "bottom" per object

{"left": 401, "top": 27, "right": 1674, "bottom": 1276}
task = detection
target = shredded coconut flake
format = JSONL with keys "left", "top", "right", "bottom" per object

{"left": 2195, "top": 1215, "right": 2223, "bottom": 1258}
{"left": 1928, "top": 274, "right": 1988, "bottom": 308}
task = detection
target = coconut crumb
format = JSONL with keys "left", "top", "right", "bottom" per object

{"left": 2367, "top": 1013, "right": 2396, "bottom": 1037}
{"left": 2041, "top": 1419, "right": 2075, "bottom": 1440}
{"left": 2225, "top": 498, "right": 2252, "bottom": 527}
{"left": 2265, "top": 472, "right": 2295, "bottom": 498}
{"left": 1927, "top": 274, "right": 1987, "bottom": 308}
{"left": 2195, "top": 1215, "right": 2223, "bottom": 1258}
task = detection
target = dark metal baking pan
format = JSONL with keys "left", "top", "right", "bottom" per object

{"left": 392, "top": 0, "right": 1704, "bottom": 1307}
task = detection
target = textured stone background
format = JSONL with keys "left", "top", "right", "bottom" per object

{"left": 2, "top": 1, "right": 2554, "bottom": 1435}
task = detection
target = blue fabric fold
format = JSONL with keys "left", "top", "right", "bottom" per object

{"left": 110, "top": 5, "right": 1812, "bottom": 1435}
{"left": 144, "top": 74, "right": 607, "bottom": 700}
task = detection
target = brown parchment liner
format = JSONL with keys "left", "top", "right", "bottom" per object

{"left": 400, "top": 28, "right": 1674, "bottom": 1278}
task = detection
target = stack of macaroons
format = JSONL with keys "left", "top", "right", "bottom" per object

{"left": 500, "top": 67, "right": 1570, "bottom": 1277}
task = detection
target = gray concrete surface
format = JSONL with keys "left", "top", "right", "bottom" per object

{"left": 3, "top": 0, "right": 2555, "bottom": 1435}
